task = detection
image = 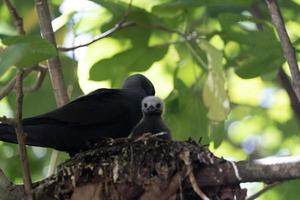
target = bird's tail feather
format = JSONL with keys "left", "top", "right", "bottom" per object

{"left": 0, "top": 124, "right": 18, "bottom": 144}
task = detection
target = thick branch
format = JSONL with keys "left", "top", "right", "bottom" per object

{"left": 250, "top": 3, "right": 300, "bottom": 122}
{"left": 14, "top": 70, "right": 33, "bottom": 200}
{"left": 197, "top": 156, "right": 300, "bottom": 186}
{"left": 34, "top": 0, "right": 69, "bottom": 174}
{"left": 34, "top": 0, "right": 69, "bottom": 107}
{"left": 266, "top": 0, "right": 300, "bottom": 101}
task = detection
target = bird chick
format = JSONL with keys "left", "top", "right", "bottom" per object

{"left": 131, "top": 96, "right": 171, "bottom": 140}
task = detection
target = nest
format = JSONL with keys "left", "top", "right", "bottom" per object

{"left": 36, "top": 135, "right": 246, "bottom": 200}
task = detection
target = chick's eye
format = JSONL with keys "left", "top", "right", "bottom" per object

{"left": 156, "top": 103, "right": 161, "bottom": 108}
{"left": 144, "top": 103, "right": 148, "bottom": 108}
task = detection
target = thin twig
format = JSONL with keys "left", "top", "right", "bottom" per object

{"left": 247, "top": 182, "right": 281, "bottom": 200}
{"left": 0, "top": 78, "right": 17, "bottom": 100}
{"left": 137, "top": 23, "right": 186, "bottom": 37}
{"left": 119, "top": 0, "right": 133, "bottom": 24}
{"left": 14, "top": 69, "right": 34, "bottom": 200}
{"left": 0, "top": 66, "right": 46, "bottom": 100}
{"left": 24, "top": 67, "right": 47, "bottom": 93}
{"left": 266, "top": 0, "right": 300, "bottom": 101}
{"left": 2, "top": 0, "right": 48, "bottom": 99}
{"left": 59, "top": 0, "right": 135, "bottom": 52}
{"left": 58, "top": 21, "right": 137, "bottom": 51}
{"left": 58, "top": 21, "right": 187, "bottom": 52}
{"left": 278, "top": 69, "right": 300, "bottom": 120}
{"left": 3, "top": 0, "right": 25, "bottom": 35}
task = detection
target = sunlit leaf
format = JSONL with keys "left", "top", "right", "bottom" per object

{"left": 89, "top": 45, "right": 168, "bottom": 83}
{"left": 199, "top": 40, "right": 230, "bottom": 121}
{"left": 0, "top": 35, "right": 56, "bottom": 73}
{"left": 218, "top": 13, "right": 284, "bottom": 78}
{"left": 165, "top": 78, "right": 209, "bottom": 143}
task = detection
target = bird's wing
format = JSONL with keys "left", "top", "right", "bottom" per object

{"left": 23, "top": 89, "right": 130, "bottom": 125}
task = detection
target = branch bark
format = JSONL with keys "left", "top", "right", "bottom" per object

{"left": 265, "top": 0, "right": 300, "bottom": 102}
{"left": 58, "top": 21, "right": 136, "bottom": 52}
{"left": 34, "top": 0, "right": 70, "bottom": 174}
{"left": 3, "top": 0, "right": 25, "bottom": 35}
{"left": 14, "top": 70, "right": 33, "bottom": 200}
{"left": 197, "top": 156, "right": 300, "bottom": 186}
{"left": 34, "top": 0, "right": 69, "bottom": 107}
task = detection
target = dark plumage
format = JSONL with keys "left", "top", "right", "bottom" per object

{"left": 0, "top": 74, "right": 155, "bottom": 155}
{"left": 131, "top": 96, "right": 171, "bottom": 140}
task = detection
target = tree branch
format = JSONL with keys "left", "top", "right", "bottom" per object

{"left": 197, "top": 156, "right": 300, "bottom": 186}
{"left": 265, "top": 0, "right": 300, "bottom": 101}
{"left": 14, "top": 69, "right": 33, "bottom": 200}
{"left": 3, "top": 0, "right": 25, "bottom": 35}
{"left": 2, "top": 0, "right": 47, "bottom": 100}
{"left": 24, "top": 67, "right": 47, "bottom": 93}
{"left": 34, "top": 0, "right": 69, "bottom": 107}
{"left": 58, "top": 21, "right": 137, "bottom": 52}
{"left": 278, "top": 69, "right": 300, "bottom": 120}
{"left": 246, "top": 182, "right": 281, "bottom": 200}
{"left": 0, "top": 66, "right": 46, "bottom": 100}
{"left": 34, "top": 0, "right": 70, "bottom": 175}
{"left": 250, "top": 2, "right": 300, "bottom": 122}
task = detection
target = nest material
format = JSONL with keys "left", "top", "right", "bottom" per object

{"left": 37, "top": 136, "right": 246, "bottom": 200}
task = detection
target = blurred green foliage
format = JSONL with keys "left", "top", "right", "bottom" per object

{"left": 0, "top": 0, "right": 300, "bottom": 198}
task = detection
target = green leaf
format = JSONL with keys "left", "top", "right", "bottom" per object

{"left": 0, "top": 44, "right": 27, "bottom": 76}
{"left": 6, "top": 56, "right": 82, "bottom": 118}
{"left": 218, "top": 13, "right": 284, "bottom": 78}
{"left": 0, "top": 35, "right": 56, "bottom": 73}
{"left": 208, "top": 121, "right": 225, "bottom": 148}
{"left": 165, "top": 78, "right": 209, "bottom": 143}
{"left": 152, "top": 0, "right": 203, "bottom": 17}
{"left": 199, "top": 40, "right": 230, "bottom": 122}
{"left": 93, "top": 1, "right": 152, "bottom": 48}
{"left": 89, "top": 45, "right": 168, "bottom": 82}
{"left": 262, "top": 180, "right": 300, "bottom": 200}
{"left": 108, "top": 11, "right": 152, "bottom": 47}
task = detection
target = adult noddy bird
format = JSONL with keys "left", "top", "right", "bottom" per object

{"left": 131, "top": 96, "right": 171, "bottom": 140}
{"left": 0, "top": 74, "right": 155, "bottom": 155}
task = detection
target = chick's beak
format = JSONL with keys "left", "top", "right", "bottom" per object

{"left": 147, "top": 105, "right": 156, "bottom": 112}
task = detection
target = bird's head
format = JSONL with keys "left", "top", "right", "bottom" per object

{"left": 122, "top": 74, "right": 155, "bottom": 96}
{"left": 141, "top": 96, "right": 164, "bottom": 116}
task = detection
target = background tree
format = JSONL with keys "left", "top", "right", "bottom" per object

{"left": 0, "top": 0, "right": 300, "bottom": 199}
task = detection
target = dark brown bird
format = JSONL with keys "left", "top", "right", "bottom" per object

{"left": 0, "top": 74, "right": 155, "bottom": 155}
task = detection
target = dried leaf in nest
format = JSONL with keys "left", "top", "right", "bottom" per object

{"left": 36, "top": 136, "right": 246, "bottom": 200}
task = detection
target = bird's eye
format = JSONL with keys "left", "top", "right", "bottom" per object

{"left": 156, "top": 103, "right": 161, "bottom": 108}
{"left": 144, "top": 103, "right": 148, "bottom": 108}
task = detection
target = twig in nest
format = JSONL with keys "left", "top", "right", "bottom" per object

{"left": 180, "top": 150, "right": 210, "bottom": 200}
